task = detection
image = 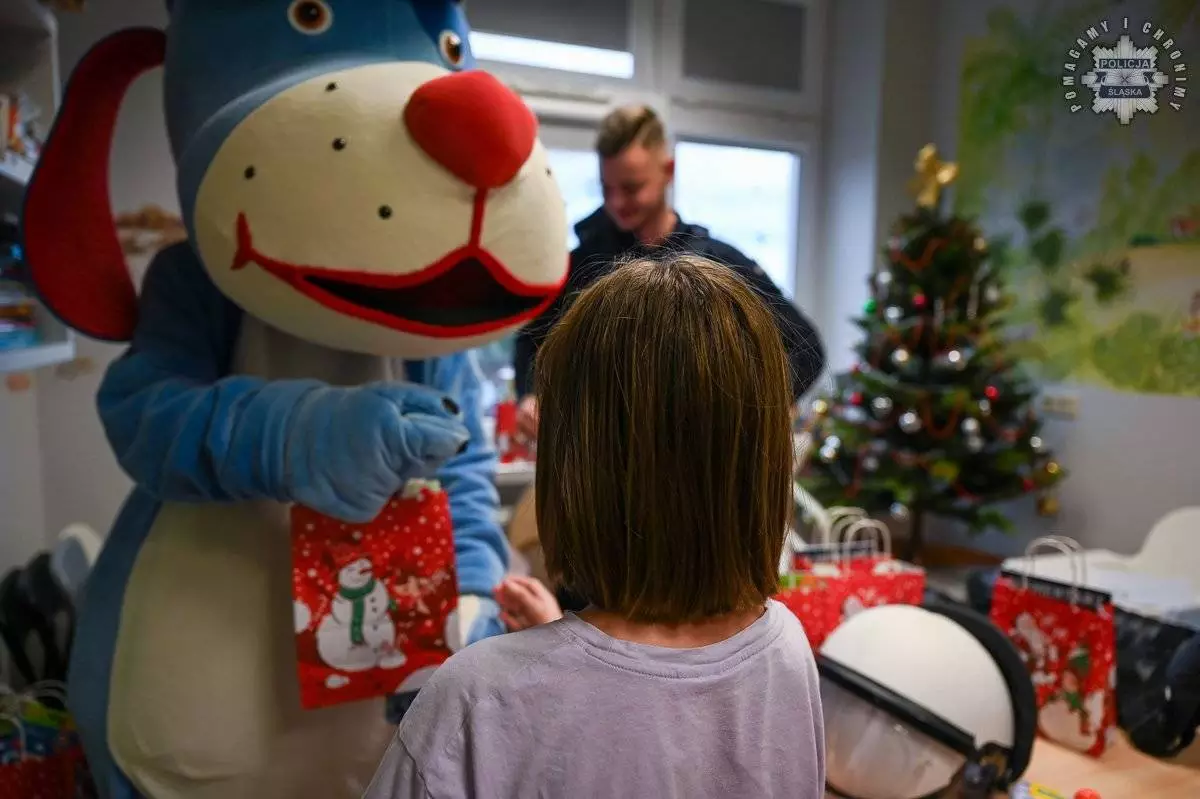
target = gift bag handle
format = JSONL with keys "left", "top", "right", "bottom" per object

{"left": 1022, "top": 535, "right": 1088, "bottom": 605}
{"left": 829, "top": 508, "right": 868, "bottom": 545}
{"left": 19, "top": 680, "right": 68, "bottom": 707}
{"left": 0, "top": 711, "right": 26, "bottom": 760}
{"left": 840, "top": 518, "right": 892, "bottom": 565}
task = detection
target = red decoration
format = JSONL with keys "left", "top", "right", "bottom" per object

{"left": 913, "top": 293, "right": 928, "bottom": 309}
{"left": 1074, "top": 791, "right": 1102, "bottom": 799}
{"left": 777, "top": 556, "right": 925, "bottom": 650}
{"left": 1022, "top": 477, "right": 1035, "bottom": 491}
{"left": 990, "top": 574, "right": 1117, "bottom": 757}
{"left": 291, "top": 484, "right": 459, "bottom": 710}
{"left": 849, "top": 392, "right": 863, "bottom": 406}
{"left": 494, "top": 398, "right": 533, "bottom": 463}
{"left": 984, "top": 385, "right": 1000, "bottom": 400}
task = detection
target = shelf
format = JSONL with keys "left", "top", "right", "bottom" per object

{"left": 0, "top": 0, "right": 55, "bottom": 37}
{"left": 0, "top": 149, "right": 33, "bottom": 186}
{"left": 496, "top": 461, "right": 535, "bottom": 488}
{"left": 0, "top": 338, "right": 73, "bottom": 373}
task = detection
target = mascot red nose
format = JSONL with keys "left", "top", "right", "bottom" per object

{"left": 21, "top": 2, "right": 568, "bottom": 797}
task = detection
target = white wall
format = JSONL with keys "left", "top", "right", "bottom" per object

{"left": 0, "top": 0, "right": 173, "bottom": 570}
{"left": 37, "top": 0, "right": 174, "bottom": 541}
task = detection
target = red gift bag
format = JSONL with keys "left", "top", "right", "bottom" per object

{"left": 290, "top": 479, "right": 460, "bottom": 710}
{"left": 989, "top": 536, "right": 1117, "bottom": 757}
{"left": 0, "top": 710, "right": 89, "bottom": 799}
{"left": 777, "top": 518, "right": 925, "bottom": 649}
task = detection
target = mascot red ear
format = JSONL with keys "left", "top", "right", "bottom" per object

{"left": 22, "top": 28, "right": 167, "bottom": 343}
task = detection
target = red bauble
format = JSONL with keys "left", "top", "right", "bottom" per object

{"left": 913, "top": 294, "right": 928, "bottom": 309}
{"left": 849, "top": 392, "right": 864, "bottom": 406}
{"left": 1022, "top": 478, "right": 1035, "bottom": 491}
{"left": 984, "top": 385, "right": 1000, "bottom": 400}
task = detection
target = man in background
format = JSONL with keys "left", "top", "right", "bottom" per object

{"left": 513, "top": 104, "right": 825, "bottom": 440}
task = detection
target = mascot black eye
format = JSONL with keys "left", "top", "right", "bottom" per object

{"left": 439, "top": 30, "right": 466, "bottom": 67}
{"left": 288, "top": 0, "right": 333, "bottom": 35}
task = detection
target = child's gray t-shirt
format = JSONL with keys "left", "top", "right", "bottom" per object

{"left": 365, "top": 599, "right": 826, "bottom": 798}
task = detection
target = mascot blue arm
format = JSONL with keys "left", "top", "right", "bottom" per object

{"left": 21, "top": 2, "right": 566, "bottom": 797}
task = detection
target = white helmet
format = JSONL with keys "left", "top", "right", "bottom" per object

{"left": 818, "top": 602, "right": 1037, "bottom": 798}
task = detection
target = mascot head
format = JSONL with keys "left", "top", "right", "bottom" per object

{"left": 23, "top": 1, "right": 568, "bottom": 358}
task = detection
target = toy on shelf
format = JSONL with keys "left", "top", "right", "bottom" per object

{"left": 0, "top": 223, "right": 37, "bottom": 351}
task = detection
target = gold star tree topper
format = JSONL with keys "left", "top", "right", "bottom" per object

{"left": 909, "top": 144, "right": 959, "bottom": 209}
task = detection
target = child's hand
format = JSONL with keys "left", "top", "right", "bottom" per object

{"left": 494, "top": 576, "right": 563, "bottom": 632}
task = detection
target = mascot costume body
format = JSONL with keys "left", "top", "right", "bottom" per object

{"left": 21, "top": 2, "right": 568, "bottom": 797}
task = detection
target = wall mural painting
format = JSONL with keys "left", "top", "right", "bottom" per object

{"left": 956, "top": 0, "right": 1200, "bottom": 396}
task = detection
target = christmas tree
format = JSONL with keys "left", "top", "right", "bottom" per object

{"left": 799, "top": 144, "right": 1066, "bottom": 561}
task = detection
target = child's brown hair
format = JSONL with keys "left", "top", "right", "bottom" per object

{"left": 534, "top": 254, "right": 793, "bottom": 623}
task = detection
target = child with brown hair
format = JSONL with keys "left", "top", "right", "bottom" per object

{"left": 365, "top": 255, "right": 825, "bottom": 799}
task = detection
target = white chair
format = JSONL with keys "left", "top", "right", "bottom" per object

{"left": 50, "top": 524, "right": 103, "bottom": 601}
{"left": 1129, "top": 506, "right": 1200, "bottom": 582}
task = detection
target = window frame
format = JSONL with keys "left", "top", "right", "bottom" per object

{"left": 656, "top": 0, "right": 826, "bottom": 117}
{"left": 468, "top": 0, "right": 658, "bottom": 98}
{"left": 668, "top": 106, "right": 821, "bottom": 313}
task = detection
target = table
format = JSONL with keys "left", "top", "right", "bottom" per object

{"left": 1022, "top": 735, "right": 1200, "bottom": 796}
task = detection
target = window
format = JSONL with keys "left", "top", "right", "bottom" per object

{"left": 545, "top": 148, "right": 603, "bottom": 250}
{"left": 673, "top": 141, "right": 802, "bottom": 297}
{"left": 465, "top": 0, "right": 636, "bottom": 80}
{"left": 469, "top": 32, "right": 634, "bottom": 80}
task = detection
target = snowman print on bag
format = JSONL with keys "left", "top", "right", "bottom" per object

{"left": 315, "top": 545, "right": 408, "bottom": 673}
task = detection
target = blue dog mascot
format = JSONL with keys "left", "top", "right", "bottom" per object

{"left": 21, "top": 2, "right": 567, "bottom": 797}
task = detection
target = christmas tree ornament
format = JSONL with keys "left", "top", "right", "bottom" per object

{"left": 1021, "top": 477, "right": 1035, "bottom": 491}
{"left": 862, "top": 454, "right": 880, "bottom": 472}
{"left": 973, "top": 236, "right": 988, "bottom": 253}
{"left": 820, "top": 445, "right": 839, "bottom": 463}
{"left": 887, "top": 236, "right": 903, "bottom": 252}
{"left": 811, "top": 399, "right": 830, "bottom": 416}
{"left": 984, "top": 284, "right": 1002, "bottom": 304}
{"left": 913, "top": 293, "right": 928, "bottom": 309}
{"left": 908, "top": 144, "right": 959, "bottom": 209}
{"left": 849, "top": 392, "right": 864, "bottom": 406}
{"left": 884, "top": 306, "right": 903, "bottom": 324}
{"left": 966, "top": 436, "right": 984, "bottom": 453}
{"left": 898, "top": 411, "right": 922, "bottom": 433}
{"left": 961, "top": 417, "right": 980, "bottom": 435}
{"left": 891, "top": 347, "right": 911, "bottom": 367}
{"left": 943, "top": 349, "right": 967, "bottom": 370}
{"left": 1045, "top": 461, "right": 1061, "bottom": 476}
{"left": 875, "top": 271, "right": 893, "bottom": 288}
{"left": 864, "top": 298, "right": 878, "bottom": 314}
{"left": 1037, "top": 493, "right": 1060, "bottom": 516}
{"left": 984, "top": 385, "right": 1000, "bottom": 400}
{"left": 889, "top": 502, "right": 910, "bottom": 521}
{"left": 871, "top": 396, "right": 893, "bottom": 416}
{"left": 978, "top": 398, "right": 992, "bottom": 415}
{"left": 1029, "top": 435, "right": 1046, "bottom": 453}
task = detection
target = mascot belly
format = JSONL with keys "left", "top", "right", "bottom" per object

{"left": 20, "top": 3, "right": 567, "bottom": 798}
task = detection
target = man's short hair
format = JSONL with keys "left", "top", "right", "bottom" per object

{"left": 595, "top": 104, "right": 667, "bottom": 158}
{"left": 534, "top": 255, "right": 794, "bottom": 623}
